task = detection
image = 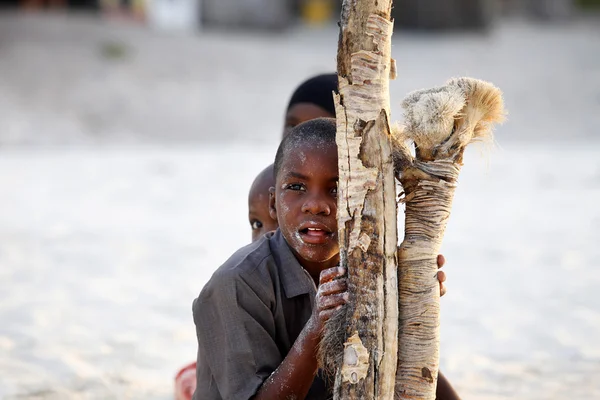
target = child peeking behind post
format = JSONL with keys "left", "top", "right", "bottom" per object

{"left": 247, "top": 73, "right": 339, "bottom": 241}
{"left": 174, "top": 73, "right": 339, "bottom": 400}
{"left": 192, "top": 119, "right": 456, "bottom": 400}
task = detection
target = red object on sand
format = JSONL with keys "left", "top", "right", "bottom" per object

{"left": 175, "top": 362, "right": 197, "bottom": 400}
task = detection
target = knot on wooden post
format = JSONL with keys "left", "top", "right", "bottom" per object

{"left": 341, "top": 332, "right": 370, "bottom": 385}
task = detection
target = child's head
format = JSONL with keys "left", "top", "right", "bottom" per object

{"left": 248, "top": 74, "right": 338, "bottom": 243}
{"left": 270, "top": 118, "right": 339, "bottom": 277}
{"left": 283, "top": 73, "right": 338, "bottom": 136}
{"left": 248, "top": 164, "right": 278, "bottom": 242}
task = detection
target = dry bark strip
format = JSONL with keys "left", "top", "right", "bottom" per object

{"left": 318, "top": 0, "right": 399, "bottom": 399}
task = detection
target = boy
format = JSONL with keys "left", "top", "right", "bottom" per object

{"left": 247, "top": 73, "right": 338, "bottom": 242}
{"left": 283, "top": 73, "right": 337, "bottom": 136}
{"left": 176, "top": 74, "right": 339, "bottom": 400}
{"left": 248, "top": 164, "right": 278, "bottom": 242}
{"left": 193, "top": 118, "right": 455, "bottom": 399}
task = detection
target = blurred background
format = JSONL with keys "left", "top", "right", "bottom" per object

{"left": 0, "top": 1, "right": 599, "bottom": 399}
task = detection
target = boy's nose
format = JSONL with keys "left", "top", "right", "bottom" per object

{"left": 301, "top": 196, "right": 331, "bottom": 216}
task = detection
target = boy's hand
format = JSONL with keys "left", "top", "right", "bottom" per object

{"left": 438, "top": 254, "right": 447, "bottom": 297}
{"left": 309, "top": 255, "right": 446, "bottom": 337}
{"left": 309, "top": 266, "right": 348, "bottom": 334}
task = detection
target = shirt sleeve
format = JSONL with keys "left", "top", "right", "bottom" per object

{"left": 193, "top": 270, "right": 282, "bottom": 400}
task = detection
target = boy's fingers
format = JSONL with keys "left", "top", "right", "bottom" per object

{"left": 319, "top": 279, "right": 347, "bottom": 295}
{"left": 437, "top": 270, "right": 446, "bottom": 283}
{"left": 440, "top": 283, "right": 447, "bottom": 297}
{"left": 437, "top": 254, "right": 445, "bottom": 269}
{"left": 319, "top": 266, "right": 346, "bottom": 285}
{"left": 318, "top": 292, "right": 349, "bottom": 311}
{"left": 319, "top": 306, "right": 343, "bottom": 322}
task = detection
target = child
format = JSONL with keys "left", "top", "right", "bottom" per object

{"left": 192, "top": 118, "right": 456, "bottom": 399}
{"left": 248, "top": 164, "right": 278, "bottom": 242}
{"left": 246, "top": 73, "right": 338, "bottom": 242}
{"left": 175, "top": 74, "right": 339, "bottom": 400}
{"left": 283, "top": 73, "right": 337, "bottom": 136}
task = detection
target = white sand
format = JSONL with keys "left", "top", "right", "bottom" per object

{"left": 0, "top": 145, "right": 274, "bottom": 399}
{"left": 0, "top": 12, "right": 599, "bottom": 400}
{"left": 1, "top": 144, "right": 598, "bottom": 399}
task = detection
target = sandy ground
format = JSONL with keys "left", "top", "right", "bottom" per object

{"left": 1, "top": 144, "right": 599, "bottom": 400}
{"left": 0, "top": 12, "right": 599, "bottom": 400}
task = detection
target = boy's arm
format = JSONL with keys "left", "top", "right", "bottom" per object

{"left": 194, "top": 266, "right": 347, "bottom": 400}
{"left": 251, "top": 255, "right": 451, "bottom": 399}
{"left": 193, "top": 272, "right": 287, "bottom": 400}
{"left": 252, "top": 266, "right": 348, "bottom": 400}
{"left": 437, "top": 371, "right": 461, "bottom": 400}
{"left": 251, "top": 317, "right": 321, "bottom": 399}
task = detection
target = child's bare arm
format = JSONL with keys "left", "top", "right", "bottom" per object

{"left": 253, "top": 266, "right": 347, "bottom": 400}
{"left": 437, "top": 371, "right": 461, "bottom": 400}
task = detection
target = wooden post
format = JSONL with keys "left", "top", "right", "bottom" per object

{"left": 319, "top": 2, "right": 506, "bottom": 399}
{"left": 318, "top": 0, "right": 399, "bottom": 399}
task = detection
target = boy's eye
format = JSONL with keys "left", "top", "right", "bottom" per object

{"left": 286, "top": 183, "right": 305, "bottom": 191}
{"left": 284, "top": 118, "right": 298, "bottom": 129}
{"left": 251, "top": 220, "right": 263, "bottom": 230}
{"left": 331, "top": 186, "right": 338, "bottom": 196}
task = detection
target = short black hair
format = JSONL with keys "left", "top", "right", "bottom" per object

{"left": 287, "top": 74, "right": 338, "bottom": 116}
{"left": 274, "top": 118, "right": 337, "bottom": 179}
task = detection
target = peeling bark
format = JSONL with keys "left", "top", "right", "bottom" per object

{"left": 321, "top": 3, "right": 506, "bottom": 400}
{"left": 319, "top": 1, "right": 399, "bottom": 399}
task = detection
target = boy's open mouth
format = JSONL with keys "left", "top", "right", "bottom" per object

{"left": 298, "top": 223, "right": 334, "bottom": 245}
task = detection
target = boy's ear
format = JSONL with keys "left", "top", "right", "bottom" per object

{"left": 268, "top": 187, "right": 277, "bottom": 220}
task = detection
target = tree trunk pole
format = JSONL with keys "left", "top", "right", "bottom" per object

{"left": 321, "top": 3, "right": 505, "bottom": 400}
{"left": 319, "top": 0, "right": 398, "bottom": 399}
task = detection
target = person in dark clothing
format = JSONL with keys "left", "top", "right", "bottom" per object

{"left": 174, "top": 74, "right": 339, "bottom": 400}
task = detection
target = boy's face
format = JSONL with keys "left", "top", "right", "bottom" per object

{"left": 248, "top": 184, "right": 278, "bottom": 242}
{"left": 269, "top": 141, "right": 339, "bottom": 276}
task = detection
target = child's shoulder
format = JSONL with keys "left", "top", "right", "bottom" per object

{"left": 216, "top": 234, "right": 274, "bottom": 277}
{"left": 199, "top": 233, "right": 278, "bottom": 299}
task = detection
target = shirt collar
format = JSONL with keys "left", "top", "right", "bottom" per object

{"left": 269, "top": 229, "right": 316, "bottom": 299}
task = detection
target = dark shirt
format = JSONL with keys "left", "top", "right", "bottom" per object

{"left": 192, "top": 229, "right": 330, "bottom": 400}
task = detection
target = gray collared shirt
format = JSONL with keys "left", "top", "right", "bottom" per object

{"left": 192, "top": 229, "right": 330, "bottom": 400}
